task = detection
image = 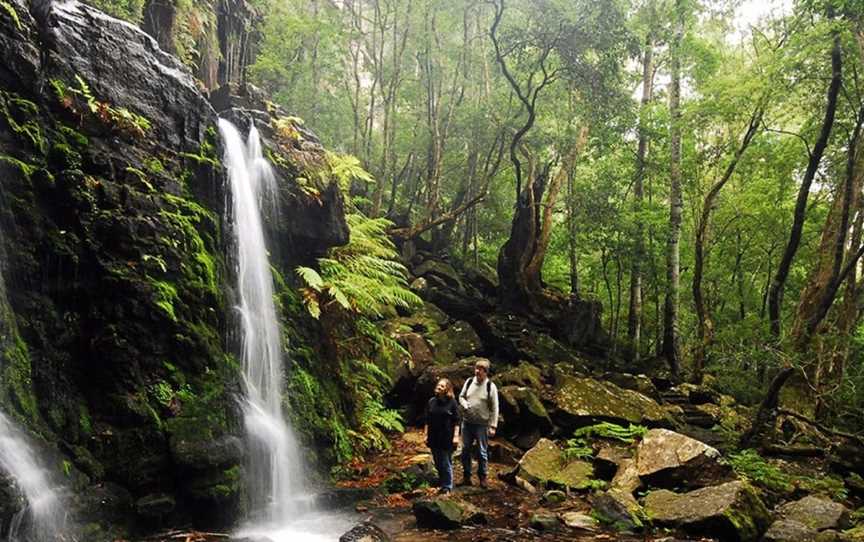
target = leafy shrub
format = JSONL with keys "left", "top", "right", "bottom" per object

{"left": 728, "top": 449, "right": 793, "bottom": 493}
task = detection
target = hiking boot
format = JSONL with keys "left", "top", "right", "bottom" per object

{"left": 478, "top": 478, "right": 488, "bottom": 488}
{"left": 439, "top": 487, "right": 452, "bottom": 495}
{"left": 457, "top": 477, "right": 473, "bottom": 487}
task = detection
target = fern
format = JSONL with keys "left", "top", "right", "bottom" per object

{"left": 296, "top": 213, "right": 422, "bottom": 319}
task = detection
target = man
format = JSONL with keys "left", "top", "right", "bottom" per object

{"left": 457, "top": 358, "right": 499, "bottom": 488}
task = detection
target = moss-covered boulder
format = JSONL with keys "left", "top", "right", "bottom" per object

{"left": 498, "top": 385, "right": 553, "bottom": 437}
{"left": 592, "top": 487, "right": 643, "bottom": 531}
{"left": 552, "top": 377, "right": 671, "bottom": 430}
{"left": 777, "top": 496, "right": 851, "bottom": 531}
{"left": 643, "top": 481, "right": 770, "bottom": 542}
{"left": 512, "top": 438, "right": 593, "bottom": 490}
{"left": 763, "top": 520, "right": 820, "bottom": 542}
{"left": 427, "top": 320, "right": 482, "bottom": 364}
{"left": 530, "top": 512, "right": 560, "bottom": 531}
{"left": 636, "top": 429, "right": 732, "bottom": 489}
{"left": 497, "top": 362, "right": 544, "bottom": 390}
{"left": 412, "top": 497, "right": 486, "bottom": 529}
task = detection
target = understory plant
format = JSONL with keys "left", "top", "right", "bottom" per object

{"left": 296, "top": 167, "right": 422, "bottom": 458}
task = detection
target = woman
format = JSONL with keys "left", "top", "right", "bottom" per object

{"left": 424, "top": 378, "right": 460, "bottom": 494}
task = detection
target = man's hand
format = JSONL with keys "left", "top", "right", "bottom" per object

{"left": 488, "top": 427, "right": 496, "bottom": 438}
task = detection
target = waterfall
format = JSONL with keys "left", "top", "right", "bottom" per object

{"left": 0, "top": 260, "right": 65, "bottom": 541}
{"left": 220, "top": 119, "right": 350, "bottom": 540}
{"left": 0, "top": 413, "right": 64, "bottom": 541}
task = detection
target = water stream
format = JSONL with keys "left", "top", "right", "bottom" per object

{"left": 219, "top": 119, "right": 351, "bottom": 541}
{"left": 0, "top": 256, "right": 65, "bottom": 541}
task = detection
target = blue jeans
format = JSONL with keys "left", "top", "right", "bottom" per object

{"left": 460, "top": 422, "right": 488, "bottom": 480}
{"left": 431, "top": 447, "right": 453, "bottom": 490}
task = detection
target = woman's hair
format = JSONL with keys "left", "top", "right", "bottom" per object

{"left": 437, "top": 378, "right": 455, "bottom": 399}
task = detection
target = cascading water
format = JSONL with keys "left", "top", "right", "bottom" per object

{"left": 219, "top": 119, "right": 351, "bottom": 541}
{"left": 0, "top": 258, "right": 66, "bottom": 541}
{"left": 0, "top": 413, "right": 64, "bottom": 541}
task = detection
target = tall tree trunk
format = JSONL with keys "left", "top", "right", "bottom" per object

{"left": 791, "top": 105, "right": 863, "bottom": 351}
{"left": 692, "top": 109, "right": 763, "bottom": 383}
{"left": 627, "top": 33, "right": 654, "bottom": 365}
{"left": 142, "top": 0, "right": 177, "bottom": 54}
{"left": 662, "top": 0, "right": 684, "bottom": 377}
{"left": 767, "top": 33, "right": 843, "bottom": 339}
{"left": 523, "top": 128, "right": 589, "bottom": 294}
{"left": 568, "top": 167, "right": 579, "bottom": 296}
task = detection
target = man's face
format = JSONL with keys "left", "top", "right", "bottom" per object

{"left": 474, "top": 364, "right": 488, "bottom": 381}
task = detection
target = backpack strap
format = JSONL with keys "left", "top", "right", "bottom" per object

{"left": 461, "top": 377, "right": 474, "bottom": 400}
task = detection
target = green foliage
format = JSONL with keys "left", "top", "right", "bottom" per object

{"left": 149, "top": 279, "right": 178, "bottom": 321}
{"left": 564, "top": 423, "right": 646, "bottom": 462}
{"left": 384, "top": 471, "right": 429, "bottom": 493}
{"left": 51, "top": 76, "right": 151, "bottom": 138}
{"left": 728, "top": 449, "right": 794, "bottom": 494}
{"left": 573, "top": 422, "right": 648, "bottom": 444}
{"left": 297, "top": 213, "right": 421, "bottom": 319}
{"left": 0, "top": 91, "right": 45, "bottom": 154}
{"left": 80, "top": 0, "right": 144, "bottom": 23}
{"left": 0, "top": 0, "right": 20, "bottom": 30}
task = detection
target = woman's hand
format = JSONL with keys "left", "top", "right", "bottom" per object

{"left": 487, "top": 426, "right": 496, "bottom": 438}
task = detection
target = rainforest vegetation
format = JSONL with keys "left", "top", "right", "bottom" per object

{"left": 3, "top": 0, "right": 864, "bottom": 540}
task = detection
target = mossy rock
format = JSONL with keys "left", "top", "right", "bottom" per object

{"left": 777, "top": 495, "right": 851, "bottom": 531}
{"left": 643, "top": 481, "right": 770, "bottom": 542}
{"left": 427, "top": 320, "right": 482, "bottom": 364}
{"left": 498, "top": 385, "right": 553, "bottom": 435}
{"left": 516, "top": 438, "right": 594, "bottom": 490}
{"left": 412, "top": 497, "right": 486, "bottom": 529}
{"left": 553, "top": 376, "right": 671, "bottom": 429}
{"left": 498, "top": 362, "right": 543, "bottom": 390}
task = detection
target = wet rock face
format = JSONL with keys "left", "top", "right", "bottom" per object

{"left": 47, "top": 0, "right": 214, "bottom": 150}
{"left": 0, "top": 0, "right": 347, "bottom": 535}
{"left": 643, "top": 481, "right": 770, "bottom": 542}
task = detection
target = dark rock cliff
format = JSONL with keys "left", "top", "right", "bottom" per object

{"left": 0, "top": 0, "right": 347, "bottom": 537}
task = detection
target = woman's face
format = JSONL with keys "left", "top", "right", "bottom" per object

{"left": 435, "top": 380, "right": 447, "bottom": 396}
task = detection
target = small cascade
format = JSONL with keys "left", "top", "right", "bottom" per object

{"left": 0, "top": 413, "right": 65, "bottom": 542}
{"left": 220, "top": 119, "right": 350, "bottom": 540}
{"left": 0, "top": 259, "right": 66, "bottom": 540}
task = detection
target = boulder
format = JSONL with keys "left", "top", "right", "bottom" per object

{"left": 762, "top": 520, "right": 819, "bottom": 542}
{"left": 413, "top": 260, "right": 464, "bottom": 291}
{"left": 552, "top": 377, "right": 671, "bottom": 429}
{"left": 592, "top": 488, "right": 643, "bottom": 531}
{"left": 530, "top": 512, "right": 560, "bottom": 531}
{"left": 560, "top": 511, "right": 599, "bottom": 531}
{"left": 635, "top": 429, "right": 732, "bottom": 489}
{"left": 643, "top": 481, "right": 770, "bottom": 542}
{"left": 497, "top": 362, "right": 544, "bottom": 390}
{"left": 610, "top": 458, "right": 641, "bottom": 494}
{"left": 542, "top": 490, "right": 567, "bottom": 505}
{"left": 776, "top": 496, "right": 851, "bottom": 531}
{"left": 511, "top": 438, "right": 593, "bottom": 490}
{"left": 604, "top": 373, "right": 660, "bottom": 401}
{"left": 339, "top": 520, "right": 391, "bottom": 542}
{"left": 498, "top": 386, "right": 553, "bottom": 437}
{"left": 412, "top": 497, "right": 486, "bottom": 529}
{"left": 427, "top": 321, "right": 482, "bottom": 364}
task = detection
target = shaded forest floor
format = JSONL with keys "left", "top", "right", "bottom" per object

{"left": 338, "top": 428, "right": 714, "bottom": 541}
